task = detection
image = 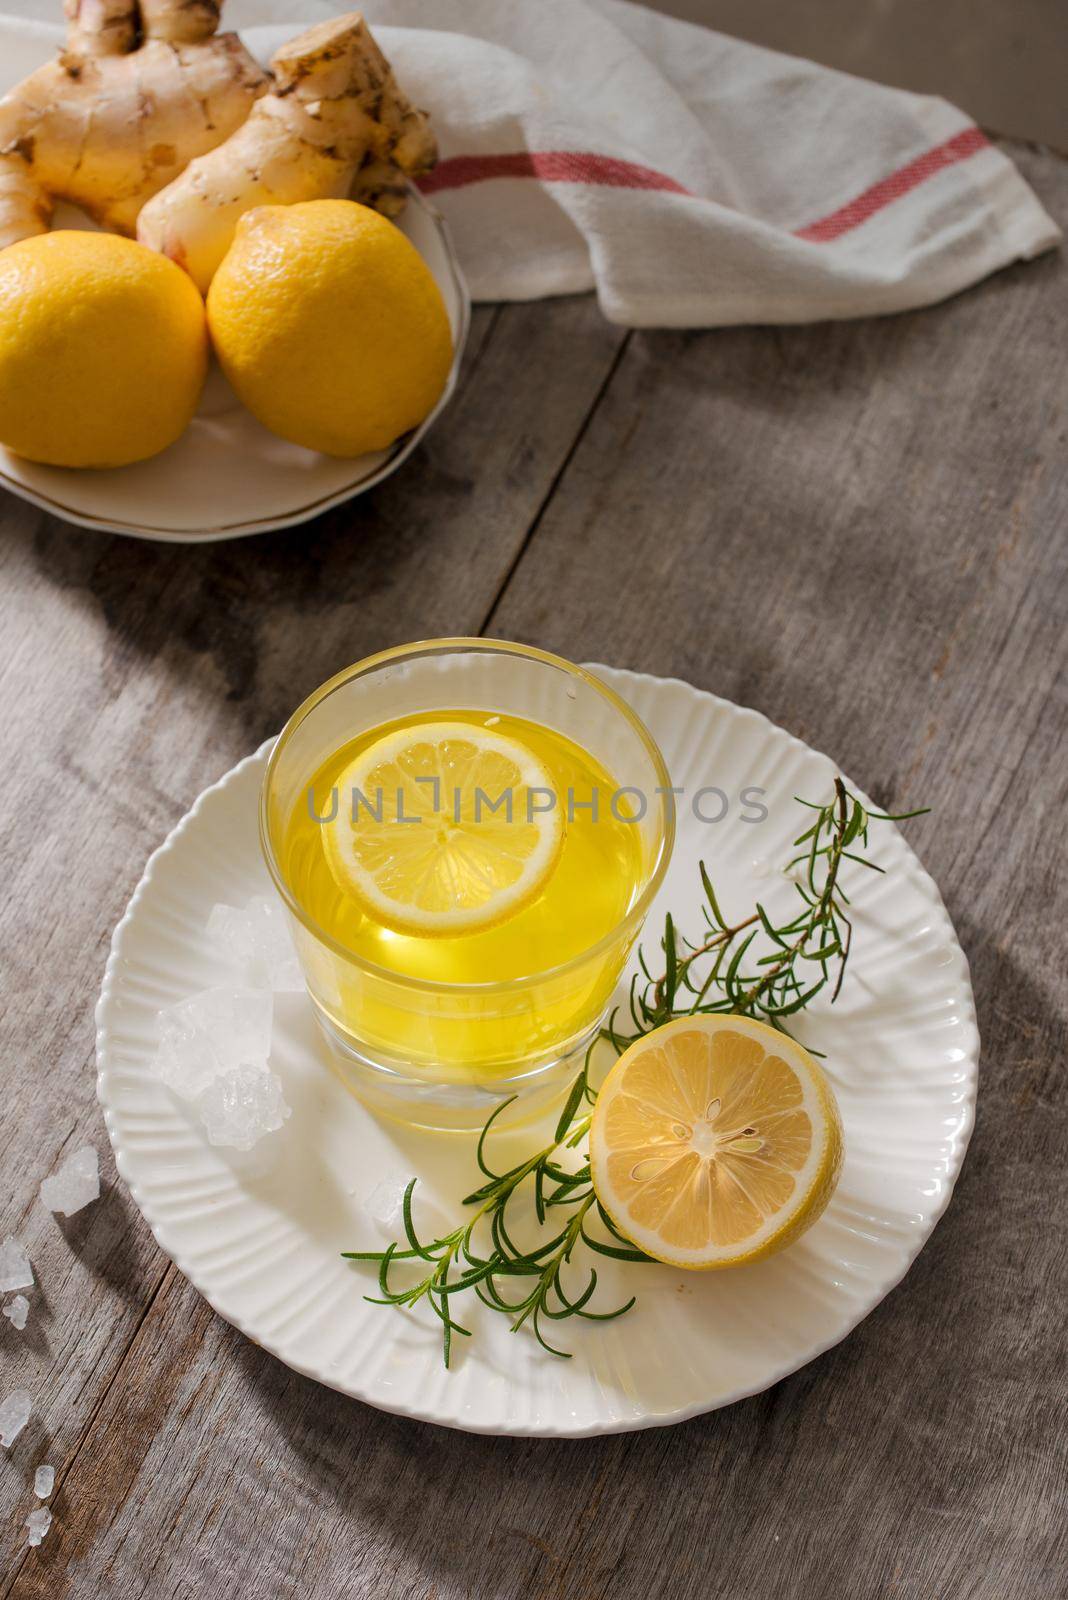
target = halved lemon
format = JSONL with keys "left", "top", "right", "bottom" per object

{"left": 590, "top": 1014, "right": 843, "bottom": 1269}
{"left": 322, "top": 721, "right": 563, "bottom": 935}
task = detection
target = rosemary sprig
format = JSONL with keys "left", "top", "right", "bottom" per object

{"left": 615, "top": 778, "right": 929, "bottom": 1048}
{"left": 344, "top": 778, "right": 927, "bottom": 1366}
{"left": 342, "top": 1079, "right": 644, "bottom": 1365}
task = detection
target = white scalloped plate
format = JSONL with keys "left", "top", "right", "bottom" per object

{"left": 0, "top": 27, "right": 470, "bottom": 543}
{"left": 96, "top": 669, "right": 978, "bottom": 1436}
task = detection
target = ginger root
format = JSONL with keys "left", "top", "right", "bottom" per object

{"left": 136, "top": 13, "right": 437, "bottom": 293}
{"left": 0, "top": 0, "right": 268, "bottom": 250}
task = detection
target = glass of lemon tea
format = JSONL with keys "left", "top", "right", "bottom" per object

{"left": 260, "top": 639, "right": 674, "bottom": 1129}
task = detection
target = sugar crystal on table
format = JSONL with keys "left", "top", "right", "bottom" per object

{"left": 34, "top": 1464, "right": 54, "bottom": 1500}
{"left": 3, "top": 1295, "right": 29, "bottom": 1331}
{"left": 198, "top": 1064, "right": 291, "bottom": 1151}
{"left": 205, "top": 902, "right": 253, "bottom": 971}
{"left": 363, "top": 1174, "right": 411, "bottom": 1236}
{"left": 155, "top": 985, "right": 273, "bottom": 1100}
{"left": 40, "top": 1145, "right": 100, "bottom": 1217}
{"left": 0, "top": 1237, "right": 33, "bottom": 1293}
{"left": 362, "top": 1175, "right": 449, "bottom": 1242}
{"left": 207, "top": 896, "right": 303, "bottom": 992}
{"left": 244, "top": 894, "right": 304, "bottom": 992}
{"left": 0, "top": 1388, "right": 31, "bottom": 1448}
{"left": 24, "top": 1507, "right": 52, "bottom": 1547}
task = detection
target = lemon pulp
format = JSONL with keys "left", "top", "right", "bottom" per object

{"left": 590, "top": 1014, "right": 844, "bottom": 1269}
{"left": 278, "top": 707, "right": 642, "bottom": 992}
{"left": 322, "top": 721, "right": 563, "bottom": 936}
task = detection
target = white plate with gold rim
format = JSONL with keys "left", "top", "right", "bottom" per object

{"left": 95, "top": 668, "right": 978, "bottom": 1437}
{"left": 0, "top": 26, "right": 469, "bottom": 543}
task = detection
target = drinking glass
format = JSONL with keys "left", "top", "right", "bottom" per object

{"left": 260, "top": 639, "right": 674, "bottom": 1128}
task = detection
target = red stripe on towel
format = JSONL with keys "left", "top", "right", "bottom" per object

{"left": 418, "top": 150, "right": 693, "bottom": 196}
{"left": 416, "top": 127, "right": 990, "bottom": 242}
{"left": 793, "top": 127, "right": 990, "bottom": 241}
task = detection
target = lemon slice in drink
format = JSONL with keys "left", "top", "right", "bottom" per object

{"left": 590, "top": 1015, "right": 843, "bottom": 1269}
{"left": 322, "top": 721, "right": 563, "bottom": 935}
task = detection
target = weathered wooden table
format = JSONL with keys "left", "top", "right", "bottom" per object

{"left": 1, "top": 141, "right": 1065, "bottom": 1600}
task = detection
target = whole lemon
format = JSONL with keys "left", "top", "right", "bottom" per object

{"left": 207, "top": 200, "right": 453, "bottom": 458}
{"left": 0, "top": 231, "right": 208, "bottom": 469}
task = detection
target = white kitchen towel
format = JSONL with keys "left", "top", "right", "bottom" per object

{"left": 0, "top": 0, "right": 1059, "bottom": 327}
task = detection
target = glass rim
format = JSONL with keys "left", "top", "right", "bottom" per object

{"left": 259, "top": 637, "right": 676, "bottom": 997}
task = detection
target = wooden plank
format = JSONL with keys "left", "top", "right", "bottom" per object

{"left": 488, "top": 139, "right": 1068, "bottom": 1599}
{"left": 3, "top": 142, "right": 1066, "bottom": 1600}
{"left": 0, "top": 297, "right": 626, "bottom": 1595}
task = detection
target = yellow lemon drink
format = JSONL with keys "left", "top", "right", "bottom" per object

{"left": 261, "top": 641, "right": 675, "bottom": 1128}
{"left": 283, "top": 711, "right": 643, "bottom": 1067}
